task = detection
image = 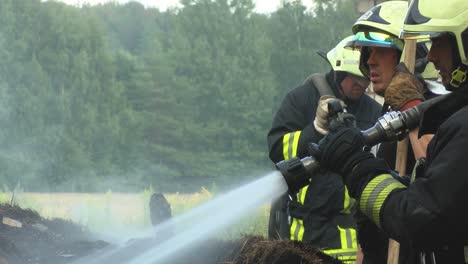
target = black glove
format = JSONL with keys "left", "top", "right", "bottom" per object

{"left": 311, "top": 126, "right": 391, "bottom": 198}
{"left": 316, "top": 127, "right": 373, "bottom": 177}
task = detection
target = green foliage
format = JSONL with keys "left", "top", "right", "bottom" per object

{"left": 0, "top": 0, "right": 360, "bottom": 192}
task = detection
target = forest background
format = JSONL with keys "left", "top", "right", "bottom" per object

{"left": 0, "top": 0, "right": 359, "bottom": 193}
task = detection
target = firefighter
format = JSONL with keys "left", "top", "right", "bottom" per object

{"left": 344, "top": 2, "right": 449, "bottom": 262}
{"left": 267, "top": 36, "right": 381, "bottom": 263}
{"left": 311, "top": 0, "right": 468, "bottom": 262}
{"left": 347, "top": 0, "right": 448, "bottom": 174}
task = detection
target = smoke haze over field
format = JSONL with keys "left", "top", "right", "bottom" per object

{"left": 51, "top": 0, "right": 315, "bottom": 13}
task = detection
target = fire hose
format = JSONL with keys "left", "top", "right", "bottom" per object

{"left": 275, "top": 94, "right": 447, "bottom": 192}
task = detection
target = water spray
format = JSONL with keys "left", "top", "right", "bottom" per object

{"left": 71, "top": 171, "right": 288, "bottom": 264}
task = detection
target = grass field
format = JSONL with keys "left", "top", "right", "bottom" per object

{"left": 0, "top": 188, "right": 270, "bottom": 240}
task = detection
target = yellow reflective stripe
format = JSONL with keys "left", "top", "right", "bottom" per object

{"left": 323, "top": 248, "right": 358, "bottom": 255}
{"left": 341, "top": 186, "right": 353, "bottom": 214}
{"left": 294, "top": 225, "right": 356, "bottom": 257}
{"left": 322, "top": 227, "right": 358, "bottom": 263}
{"left": 283, "top": 131, "right": 305, "bottom": 241}
{"left": 282, "top": 131, "right": 302, "bottom": 161}
{"left": 351, "top": 228, "right": 357, "bottom": 248}
{"left": 343, "top": 186, "right": 350, "bottom": 213}
{"left": 298, "top": 185, "right": 308, "bottom": 204}
{"left": 297, "top": 219, "right": 304, "bottom": 241}
{"left": 323, "top": 247, "right": 357, "bottom": 264}
{"left": 290, "top": 218, "right": 305, "bottom": 241}
{"left": 337, "top": 226, "right": 357, "bottom": 249}
{"left": 282, "top": 133, "right": 290, "bottom": 160}
{"left": 359, "top": 174, "right": 406, "bottom": 227}
{"left": 290, "top": 218, "right": 298, "bottom": 240}
{"left": 290, "top": 185, "right": 308, "bottom": 241}
{"left": 284, "top": 130, "right": 304, "bottom": 241}
{"left": 296, "top": 185, "right": 308, "bottom": 241}
{"left": 292, "top": 131, "right": 301, "bottom": 157}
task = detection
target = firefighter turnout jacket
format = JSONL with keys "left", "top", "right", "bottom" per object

{"left": 360, "top": 82, "right": 448, "bottom": 264}
{"left": 267, "top": 71, "right": 381, "bottom": 263}
{"left": 353, "top": 88, "right": 468, "bottom": 263}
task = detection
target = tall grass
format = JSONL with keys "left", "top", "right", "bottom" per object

{"left": 0, "top": 187, "right": 270, "bottom": 240}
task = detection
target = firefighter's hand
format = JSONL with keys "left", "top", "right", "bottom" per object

{"left": 316, "top": 126, "right": 373, "bottom": 178}
{"left": 314, "top": 95, "right": 346, "bottom": 135}
{"left": 315, "top": 126, "right": 390, "bottom": 198}
{"left": 384, "top": 62, "right": 425, "bottom": 111}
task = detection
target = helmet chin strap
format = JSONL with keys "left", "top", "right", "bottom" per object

{"left": 447, "top": 35, "right": 468, "bottom": 90}
{"left": 450, "top": 65, "right": 468, "bottom": 89}
{"left": 333, "top": 70, "right": 349, "bottom": 101}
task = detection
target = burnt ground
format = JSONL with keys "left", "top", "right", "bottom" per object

{"left": 0, "top": 203, "right": 108, "bottom": 264}
{"left": 0, "top": 203, "right": 342, "bottom": 264}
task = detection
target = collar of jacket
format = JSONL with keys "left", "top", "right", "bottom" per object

{"left": 419, "top": 85, "right": 468, "bottom": 136}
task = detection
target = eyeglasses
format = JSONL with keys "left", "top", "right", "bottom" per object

{"left": 346, "top": 31, "right": 404, "bottom": 51}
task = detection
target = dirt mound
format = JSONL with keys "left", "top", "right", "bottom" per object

{"left": 74, "top": 235, "right": 342, "bottom": 264}
{"left": 0, "top": 203, "right": 108, "bottom": 264}
{"left": 172, "top": 236, "right": 342, "bottom": 264}
{"left": 0, "top": 204, "right": 341, "bottom": 264}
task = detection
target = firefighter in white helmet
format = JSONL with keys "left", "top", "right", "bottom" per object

{"left": 267, "top": 36, "right": 381, "bottom": 264}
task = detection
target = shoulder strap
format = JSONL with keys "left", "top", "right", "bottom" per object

{"left": 303, "top": 73, "right": 334, "bottom": 97}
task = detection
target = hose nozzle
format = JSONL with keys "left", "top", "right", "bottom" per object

{"left": 275, "top": 156, "right": 319, "bottom": 193}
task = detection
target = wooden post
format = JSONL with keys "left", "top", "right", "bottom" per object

{"left": 387, "top": 37, "right": 417, "bottom": 264}
{"left": 395, "top": 39, "right": 416, "bottom": 176}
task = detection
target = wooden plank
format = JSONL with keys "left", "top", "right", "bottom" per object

{"left": 388, "top": 36, "right": 417, "bottom": 264}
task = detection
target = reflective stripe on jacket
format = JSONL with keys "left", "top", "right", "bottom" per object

{"left": 267, "top": 71, "right": 381, "bottom": 259}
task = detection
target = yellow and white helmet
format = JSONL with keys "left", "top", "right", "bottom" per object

{"left": 344, "top": 1, "right": 409, "bottom": 77}
{"left": 325, "top": 36, "right": 364, "bottom": 77}
{"left": 347, "top": 1, "right": 408, "bottom": 51}
{"left": 401, "top": 0, "right": 468, "bottom": 89}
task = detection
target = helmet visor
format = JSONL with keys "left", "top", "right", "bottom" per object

{"left": 400, "top": 30, "right": 445, "bottom": 40}
{"left": 346, "top": 31, "right": 404, "bottom": 51}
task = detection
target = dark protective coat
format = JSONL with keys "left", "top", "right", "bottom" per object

{"left": 354, "top": 88, "right": 468, "bottom": 263}
{"left": 267, "top": 71, "right": 381, "bottom": 260}
{"left": 361, "top": 86, "right": 445, "bottom": 264}
{"left": 383, "top": 90, "right": 468, "bottom": 263}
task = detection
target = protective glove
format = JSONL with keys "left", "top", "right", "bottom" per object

{"left": 313, "top": 126, "right": 372, "bottom": 177}
{"left": 384, "top": 62, "right": 425, "bottom": 111}
{"left": 313, "top": 95, "right": 346, "bottom": 135}
{"left": 311, "top": 126, "right": 390, "bottom": 198}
